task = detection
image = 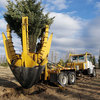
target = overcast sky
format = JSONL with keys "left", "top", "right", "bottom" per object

{"left": 0, "top": 0, "right": 100, "bottom": 62}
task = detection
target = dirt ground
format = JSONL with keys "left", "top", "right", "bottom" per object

{"left": 0, "top": 66, "right": 100, "bottom": 100}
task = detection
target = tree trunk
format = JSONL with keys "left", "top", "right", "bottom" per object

{"left": 29, "top": 34, "right": 37, "bottom": 52}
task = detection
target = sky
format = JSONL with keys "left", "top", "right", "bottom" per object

{"left": 0, "top": 0, "right": 100, "bottom": 62}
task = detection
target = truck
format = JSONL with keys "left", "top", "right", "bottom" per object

{"left": 41, "top": 63, "right": 76, "bottom": 87}
{"left": 41, "top": 52, "right": 96, "bottom": 87}
{"left": 2, "top": 16, "right": 96, "bottom": 88}
{"left": 67, "top": 53, "right": 96, "bottom": 77}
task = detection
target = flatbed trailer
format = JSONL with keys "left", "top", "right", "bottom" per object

{"left": 41, "top": 64, "right": 76, "bottom": 87}
{"left": 41, "top": 52, "right": 96, "bottom": 87}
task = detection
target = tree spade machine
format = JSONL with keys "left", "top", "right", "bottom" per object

{"left": 2, "top": 17, "right": 53, "bottom": 88}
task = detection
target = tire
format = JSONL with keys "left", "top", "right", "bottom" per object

{"left": 57, "top": 72, "right": 68, "bottom": 87}
{"left": 87, "top": 68, "right": 91, "bottom": 75}
{"left": 68, "top": 72, "right": 76, "bottom": 85}
{"left": 92, "top": 68, "right": 96, "bottom": 77}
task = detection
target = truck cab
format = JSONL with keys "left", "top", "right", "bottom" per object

{"left": 67, "top": 52, "right": 96, "bottom": 77}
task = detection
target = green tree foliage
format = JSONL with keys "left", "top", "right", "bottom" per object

{"left": 90, "top": 55, "right": 93, "bottom": 62}
{"left": 98, "top": 56, "right": 100, "bottom": 68}
{"left": 4, "top": 0, "right": 54, "bottom": 52}
{"left": 90, "top": 55, "right": 96, "bottom": 66}
{"left": 92, "top": 56, "right": 96, "bottom": 66}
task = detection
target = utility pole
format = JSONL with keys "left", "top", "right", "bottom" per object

{"left": 51, "top": 51, "right": 53, "bottom": 62}
{"left": 55, "top": 51, "right": 57, "bottom": 64}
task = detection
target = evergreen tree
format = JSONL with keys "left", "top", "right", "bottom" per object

{"left": 92, "top": 56, "right": 96, "bottom": 66}
{"left": 90, "top": 55, "right": 93, "bottom": 62}
{"left": 90, "top": 55, "right": 96, "bottom": 65}
{"left": 4, "top": 0, "right": 54, "bottom": 52}
{"left": 98, "top": 56, "right": 100, "bottom": 68}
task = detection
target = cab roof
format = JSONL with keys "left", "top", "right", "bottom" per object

{"left": 69, "top": 52, "right": 91, "bottom": 57}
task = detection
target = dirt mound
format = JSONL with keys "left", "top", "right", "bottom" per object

{"left": 0, "top": 84, "right": 46, "bottom": 100}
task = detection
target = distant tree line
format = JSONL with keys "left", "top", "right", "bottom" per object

{"left": 98, "top": 55, "right": 100, "bottom": 68}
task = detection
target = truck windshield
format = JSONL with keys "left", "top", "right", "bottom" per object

{"left": 72, "top": 56, "right": 78, "bottom": 61}
{"left": 72, "top": 55, "right": 85, "bottom": 62}
{"left": 79, "top": 56, "right": 84, "bottom": 60}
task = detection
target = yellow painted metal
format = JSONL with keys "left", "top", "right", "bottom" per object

{"left": 38, "top": 25, "right": 53, "bottom": 62}
{"left": 7, "top": 25, "right": 17, "bottom": 60}
{"left": 21, "top": 17, "right": 37, "bottom": 67}
{"left": 2, "top": 16, "right": 53, "bottom": 69}
{"left": 85, "top": 52, "right": 88, "bottom": 69}
{"left": 2, "top": 33, "right": 11, "bottom": 64}
{"left": 69, "top": 52, "right": 91, "bottom": 57}
{"left": 7, "top": 24, "right": 11, "bottom": 39}
{"left": 2, "top": 16, "right": 54, "bottom": 88}
{"left": 2, "top": 24, "right": 22, "bottom": 67}
{"left": 45, "top": 64, "right": 48, "bottom": 80}
{"left": 67, "top": 52, "right": 92, "bottom": 70}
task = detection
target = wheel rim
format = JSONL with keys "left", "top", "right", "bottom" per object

{"left": 61, "top": 76, "right": 67, "bottom": 85}
{"left": 93, "top": 70, "right": 96, "bottom": 76}
{"left": 71, "top": 74, "right": 75, "bottom": 83}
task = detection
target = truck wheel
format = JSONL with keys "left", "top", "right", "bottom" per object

{"left": 57, "top": 72, "right": 68, "bottom": 87}
{"left": 68, "top": 72, "right": 76, "bottom": 85}
{"left": 87, "top": 68, "right": 91, "bottom": 75}
{"left": 92, "top": 69, "right": 96, "bottom": 77}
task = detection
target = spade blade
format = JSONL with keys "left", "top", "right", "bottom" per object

{"left": 9, "top": 64, "right": 45, "bottom": 88}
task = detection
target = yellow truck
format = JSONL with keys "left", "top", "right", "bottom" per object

{"left": 41, "top": 63, "right": 76, "bottom": 87}
{"left": 2, "top": 16, "right": 96, "bottom": 88}
{"left": 67, "top": 53, "right": 96, "bottom": 77}
{"left": 42, "top": 52, "right": 96, "bottom": 87}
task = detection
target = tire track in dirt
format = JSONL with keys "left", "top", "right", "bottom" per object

{"left": 0, "top": 66, "right": 100, "bottom": 100}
